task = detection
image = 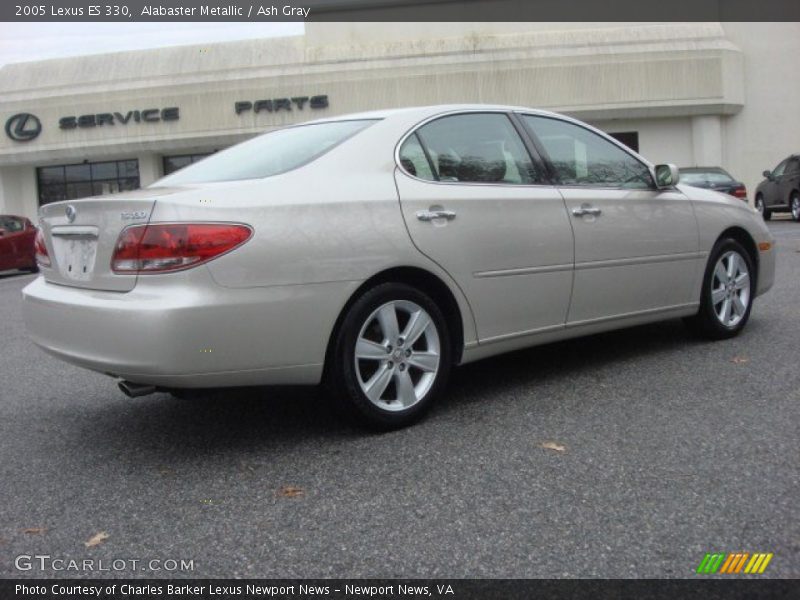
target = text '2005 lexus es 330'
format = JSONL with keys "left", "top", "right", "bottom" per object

{"left": 23, "top": 105, "right": 776, "bottom": 429}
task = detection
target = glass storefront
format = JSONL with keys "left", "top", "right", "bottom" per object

{"left": 162, "top": 153, "right": 213, "bottom": 176}
{"left": 37, "top": 159, "right": 140, "bottom": 206}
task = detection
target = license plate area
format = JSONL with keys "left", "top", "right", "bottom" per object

{"left": 51, "top": 226, "right": 99, "bottom": 282}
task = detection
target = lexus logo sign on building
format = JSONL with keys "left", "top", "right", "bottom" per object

{"left": 5, "top": 113, "right": 42, "bottom": 142}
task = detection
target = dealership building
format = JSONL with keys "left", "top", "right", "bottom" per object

{"left": 1, "top": 21, "right": 799, "bottom": 220}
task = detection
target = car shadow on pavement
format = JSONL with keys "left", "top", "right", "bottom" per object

{"left": 60, "top": 317, "right": 717, "bottom": 463}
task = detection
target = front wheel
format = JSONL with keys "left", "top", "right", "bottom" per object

{"left": 791, "top": 192, "right": 800, "bottom": 222}
{"left": 328, "top": 282, "right": 451, "bottom": 430}
{"left": 755, "top": 195, "right": 771, "bottom": 221}
{"left": 684, "top": 238, "right": 755, "bottom": 340}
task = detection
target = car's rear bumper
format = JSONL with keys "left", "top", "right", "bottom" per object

{"left": 22, "top": 270, "right": 358, "bottom": 388}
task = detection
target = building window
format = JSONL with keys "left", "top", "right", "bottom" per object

{"left": 608, "top": 132, "right": 639, "bottom": 153}
{"left": 163, "top": 153, "right": 213, "bottom": 176}
{"left": 37, "top": 159, "right": 140, "bottom": 206}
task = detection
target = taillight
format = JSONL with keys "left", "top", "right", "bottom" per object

{"left": 111, "top": 223, "right": 252, "bottom": 274}
{"left": 732, "top": 186, "right": 747, "bottom": 199}
{"left": 34, "top": 228, "right": 50, "bottom": 267}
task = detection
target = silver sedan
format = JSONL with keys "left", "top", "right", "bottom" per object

{"left": 23, "top": 105, "right": 776, "bottom": 429}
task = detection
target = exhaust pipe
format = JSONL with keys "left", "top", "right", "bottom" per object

{"left": 118, "top": 380, "right": 157, "bottom": 398}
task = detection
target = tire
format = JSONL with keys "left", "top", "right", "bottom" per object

{"left": 791, "top": 192, "right": 800, "bottom": 222}
{"left": 755, "top": 195, "right": 771, "bottom": 221}
{"left": 328, "top": 282, "right": 452, "bottom": 430}
{"left": 684, "top": 238, "right": 755, "bottom": 340}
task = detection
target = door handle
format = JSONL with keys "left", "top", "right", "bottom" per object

{"left": 571, "top": 205, "right": 602, "bottom": 217}
{"left": 417, "top": 209, "right": 456, "bottom": 222}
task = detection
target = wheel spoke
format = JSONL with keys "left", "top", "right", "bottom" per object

{"left": 407, "top": 351, "right": 439, "bottom": 373}
{"left": 714, "top": 261, "right": 728, "bottom": 284}
{"left": 364, "top": 364, "right": 393, "bottom": 402}
{"left": 711, "top": 287, "right": 727, "bottom": 305}
{"left": 732, "top": 294, "right": 746, "bottom": 317}
{"left": 401, "top": 309, "right": 431, "bottom": 346}
{"left": 726, "top": 254, "right": 737, "bottom": 279}
{"left": 735, "top": 272, "right": 750, "bottom": 291}
{"left": 720, "top": 298, "right": 732, "bottom": 325}
{"left": 394, "top": 370, "right": 417, "bottom": 407}
{"left": 356, "top": 338, "right": 388, "bottom": 361}
{"left": 376, "top": 303, "right": 400, "bottom": 341}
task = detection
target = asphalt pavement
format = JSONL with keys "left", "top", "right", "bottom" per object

{"left": 1, "top": 220, "right": 798, "bottom": 579}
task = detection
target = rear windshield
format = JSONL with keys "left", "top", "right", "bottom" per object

{"left": 680, "top": 170, "right": 734, "bottom": 185}
{"left": 152, "top": 119, "right": 377, "bottom": 186}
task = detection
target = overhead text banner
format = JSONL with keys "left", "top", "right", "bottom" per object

{"left": 2, "top": 0, "right": 800, "bottom": 22}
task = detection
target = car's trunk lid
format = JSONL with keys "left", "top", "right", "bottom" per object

{"left": 37, "top": 188, "right": 182, "bottom": 291}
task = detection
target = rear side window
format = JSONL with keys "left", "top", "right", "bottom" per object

{"left": 680, "top": 171, "right": 734, "bottom": 185}
{"left": 153, "top": 120, "right": 377, "bottom": 186}
{"left": 399, "top": 113, "right": 543, "bottom": 184}
{"left": 523, "top": 115, "right": 653, "bottom": 189}
{"left": 0, "top": 216, "right": 24, "bottom": 232}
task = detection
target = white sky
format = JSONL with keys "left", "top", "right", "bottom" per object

{"left": 0, "top": 22, "right": 305, "bottom": 68}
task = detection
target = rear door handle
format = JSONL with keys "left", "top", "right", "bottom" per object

{"left": 417, "top": 209, "right": 456, "bottom": 222}
{"left": 571, "top": 205, "right": 602, "bottom": 217}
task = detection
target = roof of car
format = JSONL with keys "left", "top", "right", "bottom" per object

{"left": 679, "top": 166, "right": 728, "bottom": 172}
{"left": 304, "top": 104, "right": 564, "bottom": 123}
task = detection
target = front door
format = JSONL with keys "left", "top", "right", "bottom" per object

{"left": 520, "top": 114, "right": 701, "bottom": 325}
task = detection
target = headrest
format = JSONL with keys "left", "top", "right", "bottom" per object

{"left": 456, "top": 142, "right": 507, "bottom": 182}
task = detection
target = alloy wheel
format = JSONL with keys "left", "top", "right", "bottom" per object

{"left": 711, "top": 250, "right": 751, "bottom": 327}
{"left": 354, "top": 300, "right": 441, "bottom": 411}
{"left": 792, "top": 195, "right": 800, "bottom": 221}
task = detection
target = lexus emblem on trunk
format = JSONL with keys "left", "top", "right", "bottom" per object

{"left": 65, "top": 205, "right": 76, "bottom": 223}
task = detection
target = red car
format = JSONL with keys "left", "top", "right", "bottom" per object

{"left": 0, "top": 215, "right": 38, "bottom": 273}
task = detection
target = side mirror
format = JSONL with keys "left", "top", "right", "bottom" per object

{"left": 0, "top": 228, "right": 6, "bottom": 237}
{"left": 654, "top": 164, "right": 679, "bottom": 189}
{"left": 762, "top": 170, "right": 772, "bottom": 179}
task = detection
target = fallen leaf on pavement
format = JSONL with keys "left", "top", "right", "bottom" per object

{"left": 278, "top": 486, "right": 305, "bottom": 498}
{"left": 540, "top": 441, "right": 567, "bottom": 453}
{"left": 22, "top": 527, "right": 47, "bottom": 535}
{"left": 731, "top": 356, "right": 749, "bottom": 364}
{"left": 84, "top": 532, "right": 109, "bottom": 548}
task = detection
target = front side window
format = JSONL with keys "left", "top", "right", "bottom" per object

{"left": 154, "top": 120, "right": 376, "bottom": 186}
{"left": 399, "top": 113, "right": 542, "bottom": 184}
{"left": 523, "top": 115, "right": 653, "bottom": 189}
{"left": 772, "top": 159, "right": 788, "bottom": 178}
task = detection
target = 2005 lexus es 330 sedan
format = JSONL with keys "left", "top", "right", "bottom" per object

{"left": 23, "top": 105, "right": 775, "bottom": 429}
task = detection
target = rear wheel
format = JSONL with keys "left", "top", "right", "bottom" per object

{"left": 328, "top": 282, "right": 451, "bottom": 430}
{"left": 684, "top": 238, "right": 755, "bottom": 340}
{"left": 755, "top": 195, "right": 771, "bottom": 220}
{"left": 791, "top": 192, "right": 800, "bottom": 222}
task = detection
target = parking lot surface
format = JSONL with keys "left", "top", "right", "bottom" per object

{"left": 1, "top": 220, "right": 798, "bottom": 578}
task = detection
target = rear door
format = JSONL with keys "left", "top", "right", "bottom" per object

{"left": 395, "top": 111, "right": 574, "bottom": 342}
{"left": 520, "top": 114, "right": 700, "bottom": 325}
{"left": 0, "top": 217, "right": 16, "bottom": 270}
